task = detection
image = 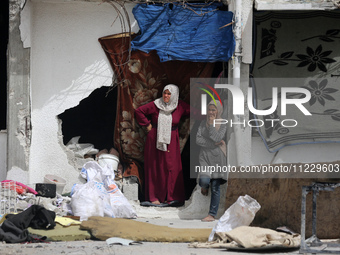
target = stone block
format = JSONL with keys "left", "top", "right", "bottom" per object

{"left": 122, "top": 182, "right": 138, "bottom": 201}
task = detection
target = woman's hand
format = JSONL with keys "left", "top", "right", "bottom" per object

{"left": 207, "top": 104, "right": 217, "bottom": 125}
{"left": 146, "top": 124, "right": 152, "bottom": 133}
{"left": 215, "top": 140, "right": 226, "bottom": 146}
{"left": 207, "top": 116, "right": 215, "bottom": 125}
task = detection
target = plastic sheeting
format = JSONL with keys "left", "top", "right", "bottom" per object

{"left": 131, "top": 3, "right": 235, "bottom": 63}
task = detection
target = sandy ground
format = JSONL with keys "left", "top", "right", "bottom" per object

{"left": 0, "top": 218, "right": 337, "bottom": 254}
{"left": 0, "top": 240, "right": 302, "bottom": 255}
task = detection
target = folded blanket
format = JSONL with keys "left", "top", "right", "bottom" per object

{"left": 189, "top": 226, "right": 301, "bottom": 250}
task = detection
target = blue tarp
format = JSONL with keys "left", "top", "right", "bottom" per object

{"left": 131, "top": 3, "right": 235, "bottom": 63}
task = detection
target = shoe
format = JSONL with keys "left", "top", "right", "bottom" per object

{"left": 167, "top": 200, "right": 184, "bottom": 207}
{"left": 140, "top": 201, "right": 169, "bottom": 207}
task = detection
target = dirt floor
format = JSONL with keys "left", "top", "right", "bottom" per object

{"left": 0, "top": 240, "right": 302, "bottom": 255}
{"left": 0, "top": 217, "right": 338, "bottom": 255}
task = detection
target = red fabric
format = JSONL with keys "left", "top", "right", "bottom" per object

{"left": 135, "top": 100, "right": 190, "bottom": 203}
{"left": 98, "top": 33, "right": 214, "bottom": 190}
{"left": 2, "top": 180, "right": 37, "bottom": 195}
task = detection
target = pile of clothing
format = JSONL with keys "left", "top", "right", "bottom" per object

{"left": 0, "top": 205, "right": 56, "bottom": 243}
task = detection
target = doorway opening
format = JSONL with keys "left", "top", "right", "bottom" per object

{"left": 58, "top": 62, "right": 225, "bottom": 202}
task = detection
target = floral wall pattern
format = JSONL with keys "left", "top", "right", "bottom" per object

{"left": 252, "top": 11, "right": 340, "bottom": 152}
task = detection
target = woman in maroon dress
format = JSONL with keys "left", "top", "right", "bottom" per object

{"left": 135, "top": 84, "right": 190, "bottom": 207}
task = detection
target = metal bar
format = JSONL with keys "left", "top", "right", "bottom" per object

{"left": 299, "top": 182, "right": 340, "bottom": 254}
{"left": 300, "top": 185, "right": 307, "bottom": 251}
{"left": 312, "top": 187, "right": 317, "bottom": 237}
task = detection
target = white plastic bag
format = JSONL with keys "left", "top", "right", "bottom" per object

{"left": 66, "top": 136, "right": 99, "bottom": 158}
{"left": 209, "top": 194, "right": 261, "bottom": 241}
{"left": 74, "top": 161, "right": 137, "bottom": 219}
{"left": 107, "top": 187, "right": 137, "bottom": 218}
{"left": 80, "top": 161, "right": 114, "bottom": 183}
{"left": 70, "top": 181, "right": 106, "bottom": 221}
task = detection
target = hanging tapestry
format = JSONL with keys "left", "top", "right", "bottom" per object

{"left": 252, "top": 11, "right": 340, "bottom": 152}
{"left": 98, "top": 33, "right": 214, "bottom": 183}
{"left": 131, "top": 3, "right": 235, "bottom": 63}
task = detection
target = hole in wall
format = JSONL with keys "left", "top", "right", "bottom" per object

{"left": 58, "top": 86, "right": 117, "bottom": 153}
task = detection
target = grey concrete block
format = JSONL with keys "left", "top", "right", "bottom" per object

{"left": 122, "top": 182, "right": 138, "bottom": 201}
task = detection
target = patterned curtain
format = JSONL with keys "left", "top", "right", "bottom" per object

{"left": 98, "top": 33, "right": 214, "bottom": 184}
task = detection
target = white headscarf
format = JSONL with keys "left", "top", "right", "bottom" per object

{"left": 207, "top": 100, "right": 227, "bottom": 156}
{"left": 154, "top": 84, "right": 179, "bottom": 151}
{"left": 207, "top": 100, "right": 223, "bottom": 130}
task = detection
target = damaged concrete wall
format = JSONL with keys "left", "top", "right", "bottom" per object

{"left": 6, "top": 0, "right": 31, "bottom": 184}
{"left": 255, "top": 0, "right": 338, "bottom": 10}
{"left": 0, "top": 131, "right": 7, "bottom": 181}
{"left": 7, "top": 0, "right": 339, "bottom": 220}
{"left": 18, "top": 0, "right": 137, "bottom": 191}
{"left": 226, "top": 178, "right": 340, "bottom": 239}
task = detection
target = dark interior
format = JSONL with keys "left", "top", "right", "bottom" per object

{"left": 58, "top": 86, "right": 117, "bottom": 152}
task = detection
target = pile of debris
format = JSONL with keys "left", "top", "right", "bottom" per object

{"left": 0, "top": 149, "right": 137, "bottom": 243}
